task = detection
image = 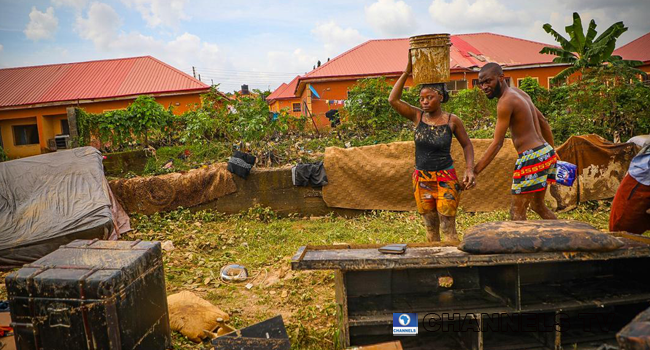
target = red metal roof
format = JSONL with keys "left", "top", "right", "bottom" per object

{"left": 614, "top": 31, "right": 650, "bottom": 63}
{"left": 0, "top": 56, "right": 210, "bottom": 109}
{"left": 267, "top": 76, "right": 300, "bottom": 101}
{"left": 299, "top": 32, "right": 558, "bottom": 84}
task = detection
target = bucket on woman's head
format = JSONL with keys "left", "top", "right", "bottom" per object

{"left": 409, "top": 34, "right": 451, "bottom": 85}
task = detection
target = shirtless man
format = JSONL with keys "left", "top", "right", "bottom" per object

{"left": 474, "top": 63, "right": 557, "bottom": 220}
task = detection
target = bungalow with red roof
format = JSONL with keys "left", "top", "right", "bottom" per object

{"left": 0, "top": 56, "right": 215, "bottom": 159}
{"left": 613, "top": 31, "right": 650, "bottom": 78}
{"left": 271, "top": 33, "right": 575, "bottom": 128}
{"left": 300, "top": 33, "right": 575, "bottom": 127}
{"left": 266, "top": 76, "right": 302, "bottom": 117}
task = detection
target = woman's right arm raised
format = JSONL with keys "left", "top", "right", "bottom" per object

{"left": 388, "top": 52, "right": 419, "bottom": 123}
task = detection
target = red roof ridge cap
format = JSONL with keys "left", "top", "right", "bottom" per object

{"left": 0, "top": 55, "right": 152, "bottom": 71}
{"left": 459, "top": 32, "right": 556, "bottom": 47}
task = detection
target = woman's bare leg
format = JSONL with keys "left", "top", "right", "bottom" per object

{"left": 439, "top": 214, "right": 459, "bottom": 242}
{"left": 422, "top": 211, "right": 441, "bottom": 242}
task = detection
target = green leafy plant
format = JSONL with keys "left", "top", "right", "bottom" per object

{"left": 545, "top": 66, "right": 650, "bottom": 143}
{"left": 76, "top": 95, "right": 174, "bottom": 151}
{"left": 0, "top": 146, "right": 8, "bottom": 162}
{"left": 540, "top": 12, "right": 645, "bottom": 84}
{"left": 445, "top": 87, "right": 497, "bottom": 138}
{"left": 344, "top": 77, "right": 414, "bottom": 133}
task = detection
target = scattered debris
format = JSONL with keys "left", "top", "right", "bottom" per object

{"left": 245, "top": 283, "right": 253, "bottom": 290}
{"left": 162, "top": 159, "right": 174, "bottom": 169}
{"left": 167, "top": 291, "right": 230, "bottom": 343}
{"left": 211, "top": 315, "right": 290, "bottom": 350}
{"left": 220, "top": 264, "right": 249, "bottom": 282}
{"left": 161, "top": 240, "right": 175, "bottom": 251}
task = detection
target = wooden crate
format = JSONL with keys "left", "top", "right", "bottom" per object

{"left": 292, "top": 240, "right": 650, "bottom": 349}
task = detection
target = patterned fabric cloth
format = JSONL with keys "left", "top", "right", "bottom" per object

{"left": 412, "top": 168, "right": 462, "bottom": 216}
{"left": 512, "top": 143, "right": 558, "bottom": 195}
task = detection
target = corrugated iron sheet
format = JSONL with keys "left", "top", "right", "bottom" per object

{"left": 614, "top": 31, "right": 650, "bottom": 62}
{"left": 302, "top": 33, "right": 560, "bottom": 81}
{"left": 0, "top": 56, "right": 209, "bottom": 108}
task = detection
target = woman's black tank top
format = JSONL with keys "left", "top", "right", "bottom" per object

{"left": 414, "top": 112, "right": 454, "bottom": 171}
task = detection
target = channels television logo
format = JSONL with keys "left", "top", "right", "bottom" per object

{"left": 393, "top": 313, "right": 418, "bottom": 336}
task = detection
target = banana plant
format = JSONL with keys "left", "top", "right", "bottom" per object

{"left": 540, "top": 12, "right": 645, "bottom": 84}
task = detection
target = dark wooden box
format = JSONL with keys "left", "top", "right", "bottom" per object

{"left": 5, "top": 239, "right": 171, "bottom": 350}
{"left": 292, "top": 240, "right": 650, "bottom": 350}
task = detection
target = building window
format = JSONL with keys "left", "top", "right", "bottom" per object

{"left": 13, "top": 124, "right": 39, "bottom": 146}
{"left": 445, "top": 80, "right": 468, "bottom": 92}
{"left": 517, "top": 77, "right": 539, "bottom": 87}
{"left": 60, "top": 119, "right": 70, "bottom": 135}
{"left": 292, "top": 103, "right": 301, "bottom": 112}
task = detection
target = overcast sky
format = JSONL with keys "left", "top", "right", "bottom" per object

{"left": 1, "top": 0, "right": 649, "bottom": 92}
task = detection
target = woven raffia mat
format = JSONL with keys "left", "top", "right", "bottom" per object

{"left": 109, "top": 162, "right": 237, "bottom": 214}
{"left": 322, "top": 139, "right": 518, "bottom": 212}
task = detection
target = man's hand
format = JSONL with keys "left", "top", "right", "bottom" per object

{"left": 463, "top": 169, "right": 476, "bottom": 190}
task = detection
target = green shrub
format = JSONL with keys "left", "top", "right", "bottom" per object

{"left": 445, "top": 88, "right": 497, "bottom": 138}
{"left": 76, "top": 95, "right": 174, "bottom": 150}
{"left": 0, "top": 146, "right": 8, "bottom": 162}
{"left": 344, "top": 77, "right": 412, "bottom": 132}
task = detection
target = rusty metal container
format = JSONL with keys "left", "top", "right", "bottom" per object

{"left": 409, "top": 34, "right": 451, "bottom": 85}
{"left": 5, "top": 239, "right": 171, "bottom": 350}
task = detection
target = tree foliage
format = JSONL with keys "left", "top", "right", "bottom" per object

{"left": 344, "top": 77, "right": 418, "bottom": 132}
{"left": 445, "top": 88, "right": 497, "bottom": 138}
{"left": 540, "top": 12, "right": 645, "bottom": 84}
{"left": 76, "top": 95, "right": 174, "bottom": 150}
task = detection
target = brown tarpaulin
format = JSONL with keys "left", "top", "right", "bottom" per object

{"left": 546, "top": 134, "right": 639, "bottom": 211}
{"left": 322, "top": 139, "right": 519, "bottom": 212}
{"left": 110, "top": 162, "right": 237, "bottom": 215}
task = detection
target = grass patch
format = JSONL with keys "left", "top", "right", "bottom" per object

{"left": 0, "top": 201, "right": 613, "bottom": 349}
{"left": 127, "top": 201, "right": 611, "bottom": 349}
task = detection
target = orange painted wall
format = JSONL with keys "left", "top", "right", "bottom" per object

{"left": 0, "top": 117, "right": 41, "bottom": 158}
{"left": 460, "top": 65, "right": 582, "bottom": 89}
{"left": 269, "top": 98, "right": 302, "bottom": 117}
{"left": 292, "top": 66, "right": 589, "bottom": 129}
{"left": 0, "top": 92, "right": 204, "bottom": 159}
{"left": 299, "top": 77, "right": 416, "bottom": 128}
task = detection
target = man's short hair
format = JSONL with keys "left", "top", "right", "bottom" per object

{"left": 480, "top": 62, "right": 503, "bottom": 76}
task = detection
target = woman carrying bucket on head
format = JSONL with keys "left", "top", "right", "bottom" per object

{"left": 388, "top": 36, "right": 475, "bottom": 242}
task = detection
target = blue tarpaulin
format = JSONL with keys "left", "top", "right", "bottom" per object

{"left": 309, "top": 85, "right": 320, "bottom": 99}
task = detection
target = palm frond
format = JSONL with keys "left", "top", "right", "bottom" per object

{"left": 594, "top": 21, "right": 625, "bottom": 44}
{"left": 540, "top": 47, "right": 576, "bottom": 59}
{"left": 565, "top": 12, "right": 586, "bottom": 53}
{"left": 585, "top": 19, "right": 598, "bottom": 46}
{"left": 543, "top": 23, "right": 576, "bottom": 51}
{"left": 551, "top": 66, "right": 580, "bottom": 85}
{"left": 552, "top": 56, "right": 578, "bottom": 64}
{"left": 609, "top": 57, "right": 644, "bottom": 68}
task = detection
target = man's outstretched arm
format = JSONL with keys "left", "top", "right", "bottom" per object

{"left": 475, "top": 102, "right": 512, "bottom": 175}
